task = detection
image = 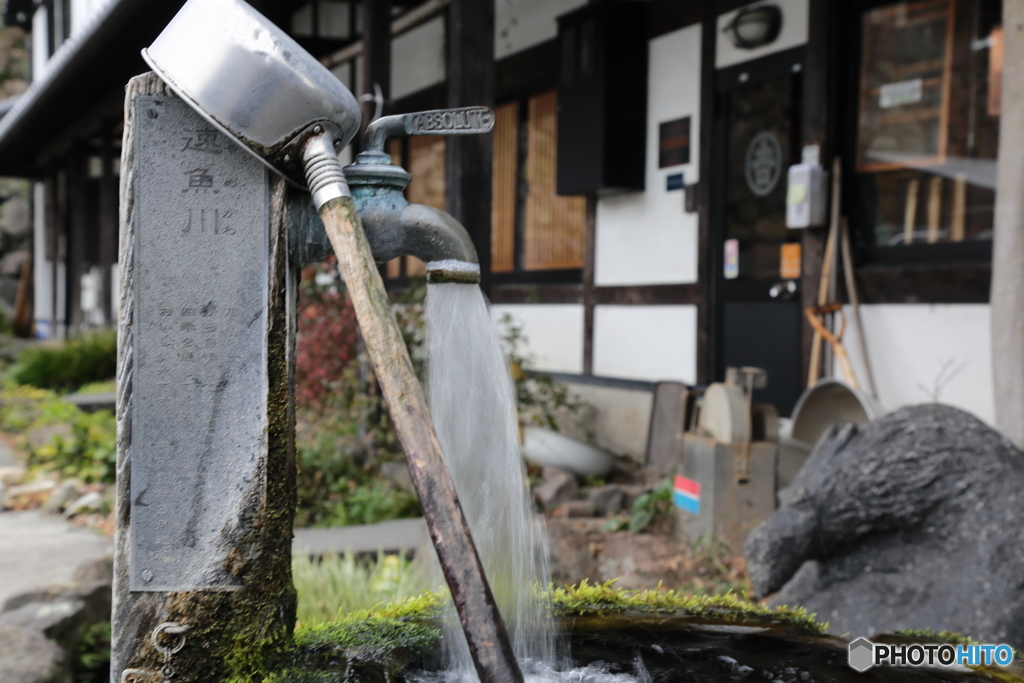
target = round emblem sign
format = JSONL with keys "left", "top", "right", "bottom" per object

{"left": 744, "top": 131, "right": 782, "bottom": 197}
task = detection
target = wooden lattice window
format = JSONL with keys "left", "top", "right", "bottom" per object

{"left": 491, "top": 101, "right": 518, "bottom": 273}
{"left": 384, "top": 136, "right": 446, "bottom": 278}
{"left": 523, "top": 90, "right": 586, "bottom": 270}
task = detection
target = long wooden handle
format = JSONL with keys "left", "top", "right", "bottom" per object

{"left": 318, "top": 196, "right": 523, "bottom": 683}
{"left": 808, "top": 157, "right": 842, "bottom": 388}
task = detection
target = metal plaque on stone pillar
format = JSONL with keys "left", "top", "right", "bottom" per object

{"left": 130, "top": 96, "right": 268, "bottom": 591}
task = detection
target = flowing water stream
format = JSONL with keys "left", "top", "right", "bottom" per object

{"left": 424, "top": 282, "right": 646, "bottom": 683}
{"left": 425, "top": 282, "right": 560, "bottom": 677}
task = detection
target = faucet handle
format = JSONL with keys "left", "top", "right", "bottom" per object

{"left": 363, "top": 107, "right": 494, "bottom": 152}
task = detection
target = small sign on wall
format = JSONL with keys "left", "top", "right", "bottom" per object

{"left": 780, "top": 243, "right": 801, "bottom": 279}
{"left": 659, "top": 116, "right": 691, "bottom": 168}
{"left": 666, "top": 172, "right": 684, "bottom": 191}
{"left": 724, "top": 239, "right": 739, "bottom": 279}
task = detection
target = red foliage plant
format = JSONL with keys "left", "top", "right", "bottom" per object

{"left": 295, "top": 258, "right": 361, "bottom": 413}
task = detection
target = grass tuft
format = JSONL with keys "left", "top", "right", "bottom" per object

{"left": 292, "top": 552, "right": 430, "bottom": 626}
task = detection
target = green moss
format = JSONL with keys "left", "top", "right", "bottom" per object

{"left": 891, "top": 629, "right": 1024, "bottom": 662}
{"left": 892, "top": 628, "right": 980, "bottom": 647}
{"left": 549, "top": 580, "right": 828, "bottom": 635}
{"left": 295, "top": 592, "right": 443, "bottom": 661}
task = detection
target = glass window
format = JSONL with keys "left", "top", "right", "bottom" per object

{"left": 854, "top": 0, "right": 1001, "bottom": 246}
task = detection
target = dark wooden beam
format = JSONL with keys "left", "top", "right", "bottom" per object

{"left": 447, "top": 0, "right": 495, "bottom": 292}
{"left": 495, "top": 39, "right": 558, "bottom": 102}
{"left": 359, "top": 0, "right": 392, "bottom": 148}
{"left": 594, "top": 284, "right": 698, "bottom": 306}
{"left": 799, "top": 0, "right": 832, "bottom": 389}
{"left": 390, "top": 82, "right": 446, "bottom": 116}
{"left": 46, "top": 172, "right": 59, "bottom": 335}
{"left": 854, "top": 265, "right": 991, "bottom": 305}
{"left": 695, "top": 10, "right": 716, "bottom": 386}
{"left": 583, "top": 196, "right": 596, "bottom": 374}
{"left": 66, "top": 147, "right": 87, "bottom": 332}
{"left": 489, "top": 284, "right": 584, "bottom": 305}
{"left": 99, "top": 120, "right": 118, "bottom": 323}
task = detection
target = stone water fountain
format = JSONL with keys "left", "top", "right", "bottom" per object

{"left": 110, "top": 1, "right": 1024, "bottom": 681}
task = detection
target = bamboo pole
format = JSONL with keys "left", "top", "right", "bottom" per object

{"left": 808, "top": 157, "right": 841, "bottom": 387}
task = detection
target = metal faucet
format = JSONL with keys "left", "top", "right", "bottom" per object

{"left": 290, "top": 107, "right": 493, "bottom": 284}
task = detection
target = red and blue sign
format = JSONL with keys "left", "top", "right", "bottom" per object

{"left": 673, "top": 475, "right": 700, "bottom": 514}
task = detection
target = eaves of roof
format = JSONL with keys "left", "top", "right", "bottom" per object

{"left": 0, "top": 0, "right": 185, "bottom": 177}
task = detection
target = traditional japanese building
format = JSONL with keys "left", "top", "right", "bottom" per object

{"left": 0, "top": 0, "right": 1001, "bottom": 454}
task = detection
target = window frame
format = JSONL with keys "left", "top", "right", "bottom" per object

{"left": 839, "top": 0, "right": 998, "bottom": 279}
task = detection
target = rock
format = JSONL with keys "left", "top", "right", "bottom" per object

{"left": 0, "top": 249, "right": 28, "bottom": 275}
{"left": 552, "top": 501, "right": 596, "bottom": 518}
{"left": 587, "top": 485, "right": 628, "bottom": 516}
{"left": 43, "top": 481, "right": 80, "bottom": 514}
{"left": 0, "top": 197, "right": 29, "bottom": 236}
{"left": 585, "top": 484, "right": 650, "bottom": 516}
{"left": 0, "top": 624, "right": 69, "bottom": 683}
{"left": 3, "top": 480, "right": 56, "bottom": 509}
{"left": 547, "top": 517, "right": 691, "bottom": 590}
{"left": 26, "top": 423, "right": 73, "bottom": 452}
{"left": 62, "top": 491, "right": 104, "bottom": 518}
{"left": 0, "top": 600, "right": 86, "bottom": 643}
{"left": 0, "top": 465, "right": 26, "bottom": 485}
{"left": 380, "top": 461, "right": 414, "bottom": 492}
{"left": 71, "top": 555, "right": 114, "bottom": 585}
{"left": 534, "top": 467, "right": 577, "bottom": 508}
{"left": 745, "top": 404, "right": 1024, "bottom": 647}
{"left": 0, "top": 579, "right": 111, "bottom": 682}
{"left": 3, "top": 581, "right": 111, "bottom": 619}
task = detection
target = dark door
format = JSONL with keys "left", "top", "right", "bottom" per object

{"left": 712, "top": 47, "right": 804, "bottom": 416}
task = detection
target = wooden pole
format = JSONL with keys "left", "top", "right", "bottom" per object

{"left": 808, "top": 157, "right": 841, "bottom": 387}
{"left": 318, "top": 195, "right": 523, "bottom": 683}
{"left": 840, "top": 217, "right": 877, "bottom": 398}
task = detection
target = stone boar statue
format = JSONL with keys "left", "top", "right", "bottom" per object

{"left": 745, "top": 404, "right": 1024, "bottom": 647}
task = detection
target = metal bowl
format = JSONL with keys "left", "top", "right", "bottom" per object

{"left": 142, "top": 0, "right": 361, "bottom": 186}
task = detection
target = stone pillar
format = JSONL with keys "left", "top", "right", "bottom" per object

{"left": 992, "top": 0, "right": 1024, "bottom": 447}
{"left": 111, "top": 73, "right": 296, "bottom": 682}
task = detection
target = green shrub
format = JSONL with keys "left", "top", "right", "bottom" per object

{"left": 293, "top": 267, "right": 425, "bottom": 528}
{"left": 295, "top": 435, "right": 421, "bottom": 527}
{"left": 10, "top": 330, "right": 116, "bottom": 392}
{"left": 0, "top": 386, "right": 116, "bottom": 483}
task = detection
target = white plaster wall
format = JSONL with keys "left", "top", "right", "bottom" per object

{"left": 593, "top": 305, "right": 697, "bottom": 383}
{"left": 490, "top": 304, "right": 585, "bottom": 374}
{"left": 494, "top": 0, "right": 588, "bottom": 60}
{"left": 70, "top": 0, "right": 110, "bottom": 38}
{"left": 838, "top": 304, "right": 995, "bottom": 426}
{"left": 31, "top": 6, "right": 48, "bottom": 81}
{"left": 595, "top": 24, "right": 701, "bottom": 286}
{"left": 715, "top": 0, "right": 808, "bottom": 69}
{"left": 391, "top": 15, "right": 445, "bottom": 100}
{"left": 32, "top": 182, "right": 52, "bottom": 337}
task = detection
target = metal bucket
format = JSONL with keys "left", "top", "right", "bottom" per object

{"left": 778, "top": 379, "right": 883, "bottom": 492}
{"left": 142, "top": 0, "right": 361, "bottom": 187}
